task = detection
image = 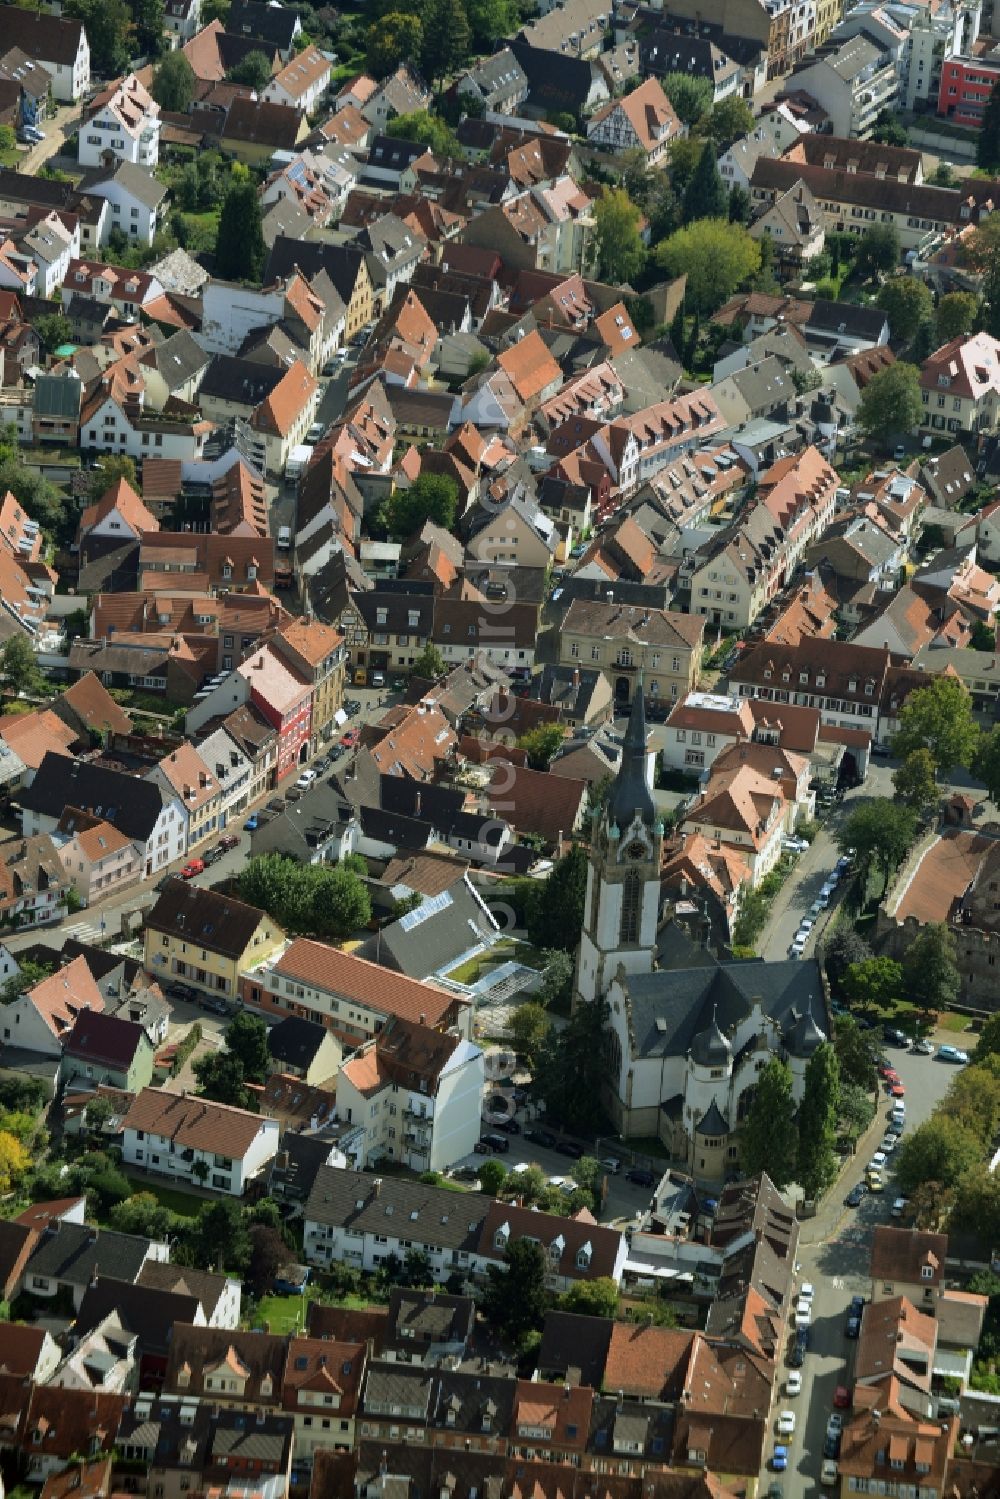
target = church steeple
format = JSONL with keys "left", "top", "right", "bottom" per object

{"left": 608, "top": 682, "right": 656, "bottom": 832}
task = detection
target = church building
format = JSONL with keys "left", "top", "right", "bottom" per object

{"left": 576, "top": 687, "right": 830, "bottom": 1183}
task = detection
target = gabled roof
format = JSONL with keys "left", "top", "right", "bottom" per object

{"left": 64, "top": 1009, "right": 148, "bottom": 1069}
{"left": 144, "top": 881, "right": 271, "bottom": 958}
{"left": 20, "top": 754, "right": 168, "bottom": 842}
{"left": 122, "top": 1087, "right": 269, "bottom": 1159}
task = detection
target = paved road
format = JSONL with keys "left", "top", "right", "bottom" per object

{"left": 765, "top": 1038, "right": 964, "bottom": 1498}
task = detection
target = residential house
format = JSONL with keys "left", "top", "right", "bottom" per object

{"left": 145, "top": 741, "right": 225, "bottom": 852}
{"left": 919, "top": 332, "right": 1000, "bottom": 437}
{"left": 431, "top": 596, "right": 540, "bottom": 676}
{"left": 228, "top": 0, "right": 302, "bottom": 60}
{"left": 78, "top": 161, "right": 167, "bottom": 248}
{"left": 220, "top": 98, "right": 309, "bottom": 166}
{"left": 268, "top": 616, "right": 346, "bottom": 754}
{"left": 559, "top": 597, "right": 705, "bottom": 710}
{"left": 304, "top": 1167, "right": 627, "bottom": 1290}
{"left": 187, "top": 726, "right": 253, "bottom": 830}
{"left": 792, "top": 35, "right": 898, "bottom": 139}
{"left": 729, "top": 638, "right": 905, "bottom": 743}
{"left": 339, "top": 583, "right": 434, "bottom": 682}
{"left": 77, "top": 476, "right": 157, "bottom": 550}
{"left": 143, "top": 879, "right": 284, "bottom": 1003}
{"left": 20, "top": 755, "right": 187, "bottom": 877}
{"left": 61, "top": 1009, "right": 154, "bottom": 1094}
{"left": 52, "top": 810, "right": 142, "bottom": 907}
{"left": 869, "top": 1226, "right": 948, "bottom": 1310}
{"left": 240, "top": 936, "right": 471, "bottom": 1048}
{"left": 263, "top": 44, "right": 331, "bottom": 112}
{"left": 80, "top": 75, "right": 160, "bottom": 170}
{"left": 186, "top": 643, "right": 312, "bottom": 783}
{"left": 750, "top": 179, "right": 825, "bottom": 263}
{"left": 456, "top": 49, "right": 529, "bottom": 114}
{"left": 267, "top": 1015, "right": 341, "bottom": 1086}
{"left": 335, "top": 1016, "right": 484, "bottom": 1174}
{"left": 0, "top": 10, "right": 90, "bottom": 100}
{"left": 586, "top": 78, "right": 683, "bottom": 167}
{"left": 121, "top": 1086, "right": 280, "bottom": 1195}
{"left": 281, "top": 1334, "right": 366, "bottom": 1461}
{"left": 21, "top": 1220, "right": 168, "bottom": 1312}
{"left": 0, "top": 833, "right": 70, "bottom": 929}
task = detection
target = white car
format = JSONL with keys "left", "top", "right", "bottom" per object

{"left": 600, "top": 1157, "right": 621, "bottom": 1175}
{"left": 880, "top": 1135, "right": 897, "bottom": 1154}
{"left": 790, "top": 939, "right": 806, "bottom": 959}
{"left": 821, "top": 1460, "right": 838, "bottom": 1486}
{"left": 798, "top": 918, "right": 815, "bottom": 934}
{"left": 794, "top": 1305, "right": 812, "bottom": 1329}
{"left": 777, "top": 1411, "right": 797, "bottom": 1438}
{"left": 869, "top": 1151, "right": 888, "bottom": 1171}
{"left": 786, "top": 1371, "right": 803, "bottom": 1397}
{"left": 799, "top": 1282, "right": 815, "bottom": 1302}
{"left": 295, "top": 768, "right": 318, "bottom": 790}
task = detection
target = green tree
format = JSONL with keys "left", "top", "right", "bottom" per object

{"left": 87, "top": 454, "right": 138, "bottom": 505}
{"left": 35, "top": 312, "right": 72, "bottom": 354}
{"left": 701, "top": 95, "right": 754, "bottom": 151}
{"left": 482, "top": 1238, "right": 549, "bottom": 1342}
{"left": 977, "top": 79, "right": 1000, "bottom": 171}
{"left": 195, "top": 1199, "right": 252, "bottom": 1273}
{"left": 681, "top": 140, "right": 727, "bottom": 224}
{"left": 931, "top": 162, "right": 956, "bottom": 187}
{"left": 892, "top": 748, "right": 939, "bottom": 814}
{"left": 1, "top": 960, "right": 55, "bottom": 1006}
{"left": 193, "top": 1050, "right": 258, "bottom": 1111}
{"left": 308, "top": 866, "right": 372, "bottom": 939}
{"left": 740, "top": 1058, "right": 798, "bottom": 1188}
{"left": 876, "top": 278, "right": 933, "bottom": 343}
{"left": 226, "top": 50, "right": 274, "bottom": 89}
{"left": 973, "top": 724, "right": 1000, "bottom": 804}
{"left": 517, "top": 723, "right": 565, "bottom": 770}
{"left": 224, "top": 1013, "right": 271, "bottom": 1084}
{"left": 936, "top": 290, "right": 978, "bottom": 343}
{"left": 661, "top": 72, "right": 712, "bottom": 127}
{"left": 895, "top": 1113, "right": 983, "bottom": 1194}
{"left": 386, "top": 109, "right": 460, "bottom": 157}
{"left": 593, "top": 187, "right": 645, "bottom": 285}
{"left": 526, "top": 843, "right": 587, "bottom": 951}
{"left": 839, "top": 1080, "right": 876, "bottom": 1139}
{"left": 478, "top": 1158, "right": 507, "bottom": 1196}
{"left": 85, "top": 1096, "right": 117, "bottom": 1134}
{"left": 797, "top": 1043, "right": 840, "bottom": 1199}
{"left": 971, "top": 621, "right": 995, "bottom": 652}
{"left": 824, "top": 928, "right": 873, "bottom": 995}
{"left": 507, "top": 1002, "right": 550, "bottom": 1065}
{"left": 833, "top": 1014, "right": 882, "bottom": 1091}
{"left": 964, "top": 214, "right": 1000, "bottom": 337}
{"left": 248, "top": 1223, "right": 288, "bottom": 1296}
{"left": 728, "top": 182, "right": 752, "bottom": 225}
{"left": 533, "top": 994, "right": 608, "bottom": 1134}
{"left": 421, "top": 0, "right": 471, "bottom": 86}
{"left": 902, "top": 923, "right": 960, "bottom": 1012}
{"left": 857, "top": 362, "right": 923, "bottom": 448}
{"left": 974, "top": 1011, "right": 1000, "bottom": 1064}
{"left": 383, "top": 473, "right": 458, "bottom": 539}
{"left": 0, "top": 636, "right": 42, "bottom": 698}
{"left": 109, "top": 1191, "right": 174, "bottom": 1241}
{"left": 856, "top": 223, "right": 901, "bottom": 276}
{"left": 467, "top": 0, "right": 518, "bottom": 50}
{"left": 655, "top": 219, "right": 761, "bottom": 313}
{"left": 151, "top": 49, "right": 196, "bottom": 111}
{"left": 842, "top": 956, "right": 904, "bottom": 1011}
{"left": 892, "top": 675, "right": 980, "bottom": 773}
{"left": 535, "top": 949, "right": 574, "bottom": 1010}
{"left": 215, "top": 179, "right": 266, "bottom": 284}
{"left": 411, "top": 642, "right": 446, "bottom": 680}
{"left": 560, "top": 1276, "right": 619, "bottom": 1318}
{"left": 836, "top": 799, "right": 918, "bottom": 887}
{"left": 731, "top": 887, "right": 768, "bottom": 950}
{"left": 67, "top": 0, "right": 132, "bottom": 75}
{"left": 366, "top": 12, "right": 423, "bottom": 76}
{"left": 133, "top": 0, "right": 166, "bottom": 56}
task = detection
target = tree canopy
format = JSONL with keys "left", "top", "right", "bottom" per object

{"left": 936, "top": 290, "right": 979, "bottom": 343}
{"left": 367, "top": 12, "right": 423, "bottom": 76}
{"left": 876, "top": 278, "right": 933, "bottom": 343}
{"left": 225, "top": 50, "right": 274, "bottom": 89}
{"left": 797, "top": 1044, "right": 840, "bottom": 1199}
{"left": 977, "top": 79, "right": 1000, "bottom": 172}
{"left": 895, "top": 1114, "right": 983, "bottom": 1194}
{"left": 517, "top": 724, "right": 566, "bottom": 770}
{"left": 660, "top": 72, "right": 712, "bottom": 126}
{"left": 482, "top": 1238, "right": 548, "bottom": 1343}
{"left": 525, "top": 843, "right": 587, "bottom": 950}
{"left": 836, "top": 799, "right": 918, "bottom": 886}
{"left": 533, "top": 995, "right": 608, "bottom": 1135}
{"left": 224, "top": 1013, "right": 271, "bottom": 1084}
{"left": 857, "top": 362, "right": 923, "bottom": 447}
{"left": 892, "top": 748, "right": 939, "bottom": 814}
{"left": 655, "top": 220, "right": 760, "bottom": 313}
{"left": 386, "top": 110, "right": 460, "bottom": 157}
{"left": 593, "top": 188, "right": 646, "bottom": 285}
{"left": 892, "top": 675, "right": 980, "bottom": 773}
{"left": 215, "top": 178, "right": 266, "bottom": 283}
{"left": 740, "top": 1058, "right": 797, "bottom": 1188}
{"left": 236, "top": 855, "right": 371, "bottom": 938}
{"left": 856, "top": 223, "right": 901, "bottom": 276}
{"left": 682, "top": 141, "right": 727, "bottom": 223}
{"left": 902, "top": 923, "right": 961, "bottom": 1013}
{"left": 383, "top": 474, "right": 459, "bottom": 539}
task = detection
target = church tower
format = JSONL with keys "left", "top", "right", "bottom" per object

{"left": 575, "top": 686, "right": 663, "bottom": 1009}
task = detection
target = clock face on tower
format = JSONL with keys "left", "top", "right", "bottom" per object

{"left": 625, "top": 839, "right": 647, "bottom": 860}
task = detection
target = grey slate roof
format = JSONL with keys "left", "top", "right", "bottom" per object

{"left": 268, "top": 1014, "right": 331, "bottom": 1072}
{"left": 25, "top": 1223, "right": 154, "bottom": 1289}
{"left": 695, "top": 1100, "right": 730, "bottom": 1137}
{"left": 78, "top": 160, "right": 168, "bottom": 211}
{"left": 305, "top": 1166, "right": 490, "bottom": 1253}
{"left": 362, "top": 878, "right": 497, "bottom": 979}
{"left": 624, "top": 954, "right": 826, "bottom": 1061}
{"left": 20, "top": 755, "right": 166, "bottom": 842}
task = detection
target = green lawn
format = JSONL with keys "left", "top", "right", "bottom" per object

{"left": 444, "top": 940, "right": 545, "bottom": 986}
{"left": 250, "top": 1289, "right": 375, "bottom": 1334}
{"left": 122, "top": 1177, "right": 203, "bottom": 1217}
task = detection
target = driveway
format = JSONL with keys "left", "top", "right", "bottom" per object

{"left": 766, "top": 1037, "right": 961, "bottom": 1499}
{"left": 16, "top": 102, "right": 81, "bottom": 172}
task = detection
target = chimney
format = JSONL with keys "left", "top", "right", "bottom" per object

{"left": 372, "top": 1177, "right": 382, "bottom": 1198}
{"left": 572, "top": 667, "right": 580, "bottom": 688}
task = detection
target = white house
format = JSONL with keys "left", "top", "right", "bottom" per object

{"left": 335, "top": 1018, "right": 484, "bottom": 1174}
{"left": 0, "top": 11, "right": 90, "bottom": 101}
{"left": 79, "top": 74, "right": 161, "bottom": 170}
{"left": 190, "top": 726, "right": 253, "bottom": 828}
{"left": 0, "top": 954, "right": 104, "bottom": 1058}
{"left": 22, "top": 212, "right": 77, "bottom": 297}
{"left": 263, "top": 44, "right": 332, "bottom": 113}
{"left": 79, "top": 161, "right": 168, "bottom": 248}
{"left": 121, "top": 1087, "right": 280, "bottom": 1196}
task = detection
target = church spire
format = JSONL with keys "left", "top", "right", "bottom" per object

{"left": 608, "top": 681, "right": 656, "bottom": 831}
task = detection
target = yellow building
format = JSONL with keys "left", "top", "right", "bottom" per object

{"left": 144, "top": 881, "right": 283, "bottom": 1002}
{"left": 270, "top": 616, "right": 346, "bottom": 753}
{"left": 814, "top": 0, "right": 844, "bottom": 45}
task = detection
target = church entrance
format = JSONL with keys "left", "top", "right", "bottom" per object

{"left": 615, "top": 676, "right": 631, "bottom": 704}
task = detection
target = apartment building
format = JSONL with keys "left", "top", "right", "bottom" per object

{"left": 121, "top": 1087, "right": 279, "bottom": 1195}
{"left": 143, "top": 880, "right": 284, "bottom": 1002}
{"left": 268, "top": 616, "right": 346, "bottom": 754}
{"left": 336, "top": 1016, "right": 484, "bottom": 1174}
{"left": 939, "top": 53, "right": 1000, "bottom": 127}
{"left": 80, "top": 74, "right": 160, "bottom": 170}
{"left": 559, "top": 599, "right": 705, "bottom": 711}
{"left": 919, "top": 332, "right": 1000, "bottom": 437}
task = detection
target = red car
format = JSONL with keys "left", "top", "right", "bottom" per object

{"left": 181, "top": 858, "right": 205, "bottom": 879}
{"left": 217, "top": 834, "right": 239, "bottom": 852}
{"left": 833, "top": 1386, "right": 851, "bottom": 1410}
{"left": 878, "top": 1063, "right": 895, "bottom": 1079}
{"left": 889, "top": 1082, "right": 906, "bottom": 1097}
{"left": 340, "top": 729, "right": 359, "bottom": 748}
{"left": 882, "top": 1069, "right": 900, "bottom": 1085}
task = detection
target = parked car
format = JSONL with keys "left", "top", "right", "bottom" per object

{"left": 786, "top": 1372, "right": 802, "bottom": 1397}
{"left": 600, "top": 1157, "right": 621, "bottom": 1175}
{"left": 833, "top": 1385, "right": 851, "bottom": 1410}
{"left": 295, "top": 768, "right": 318, "bottom": 790}
{"left": 555, "top": 1139, "right": 584, "bottom": 1159}
{"left": 821, "top": 1460, "right": 838, "bottom": 1487}
{"left": 845, "top": 1183, "right": 866, "bottom": 1208}
{"left": 525, "top": 1128, "right": 557, "bottom": 1148}
{"left": 891, "top": 1197, "right": 910, "bottom": 1219}
{"left": 202, "top": 846, "right": 224, "bottom": 866}
{"left": 345, "top": 699, "right": 361, "bottom": 717}
{"left": 787, "top": 1341, "right": 805, "bottom": 1368}
{"left": 772, "top": 1447, "right": 788, "bottom": 1472}
{"left": 166, "top": 982, "right": 197, "bottom": 1002}
{"left": 625, "top": 1167, "right": 655, "bottom": 1187}
{"left": 937, "top": 1044, "right": 969, "bottom": 1063}
{"left": 244, "top": 814, "right": 259, "bottom": 831}
{"left": 846, "top": 1311, "right": 861, "bottom": 1339}
{"left": 181, "top": 858, "right": 205, "bottom": 879}
{"left": 884, "top": 1026, "right": 909, "bottom": 1045}
{"left": 218, "top": 834, "right": 239, "bottom": 851}
{"left": 202, "top": 997, "right": 230, "bottom": 1016}
{"left": 495, "top": 1117, "right": 521, "bottom": 1135}
{"left": 911, "top": 1038, "right": 934, "bottom": 1055}
{"left": 888, "top": 1081, "right": 906, "bottom": 1097}
{"left": 481, "top": 1132, "right": 510, "bottom": 1154}
{"left": 777, "top": 1412, "right": 796, "bottom": 1439}
{"left": 340, "top": 729, "right": 360, "bottom": 748}
{"left": 824, "top": 1432, "right": 841, "bottom": 1461}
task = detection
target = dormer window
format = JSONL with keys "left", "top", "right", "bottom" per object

{"left": 816, "top": 672, "right": 826, "bottom": 688}
{"left": 921, "top": 1263, "right": 934, "bottom": 1280}
{"left": 376, "top": 608, "right": 388, "bottom": 625}
{"left": 799, "top": 671, "right": 808, "bottom": 684}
